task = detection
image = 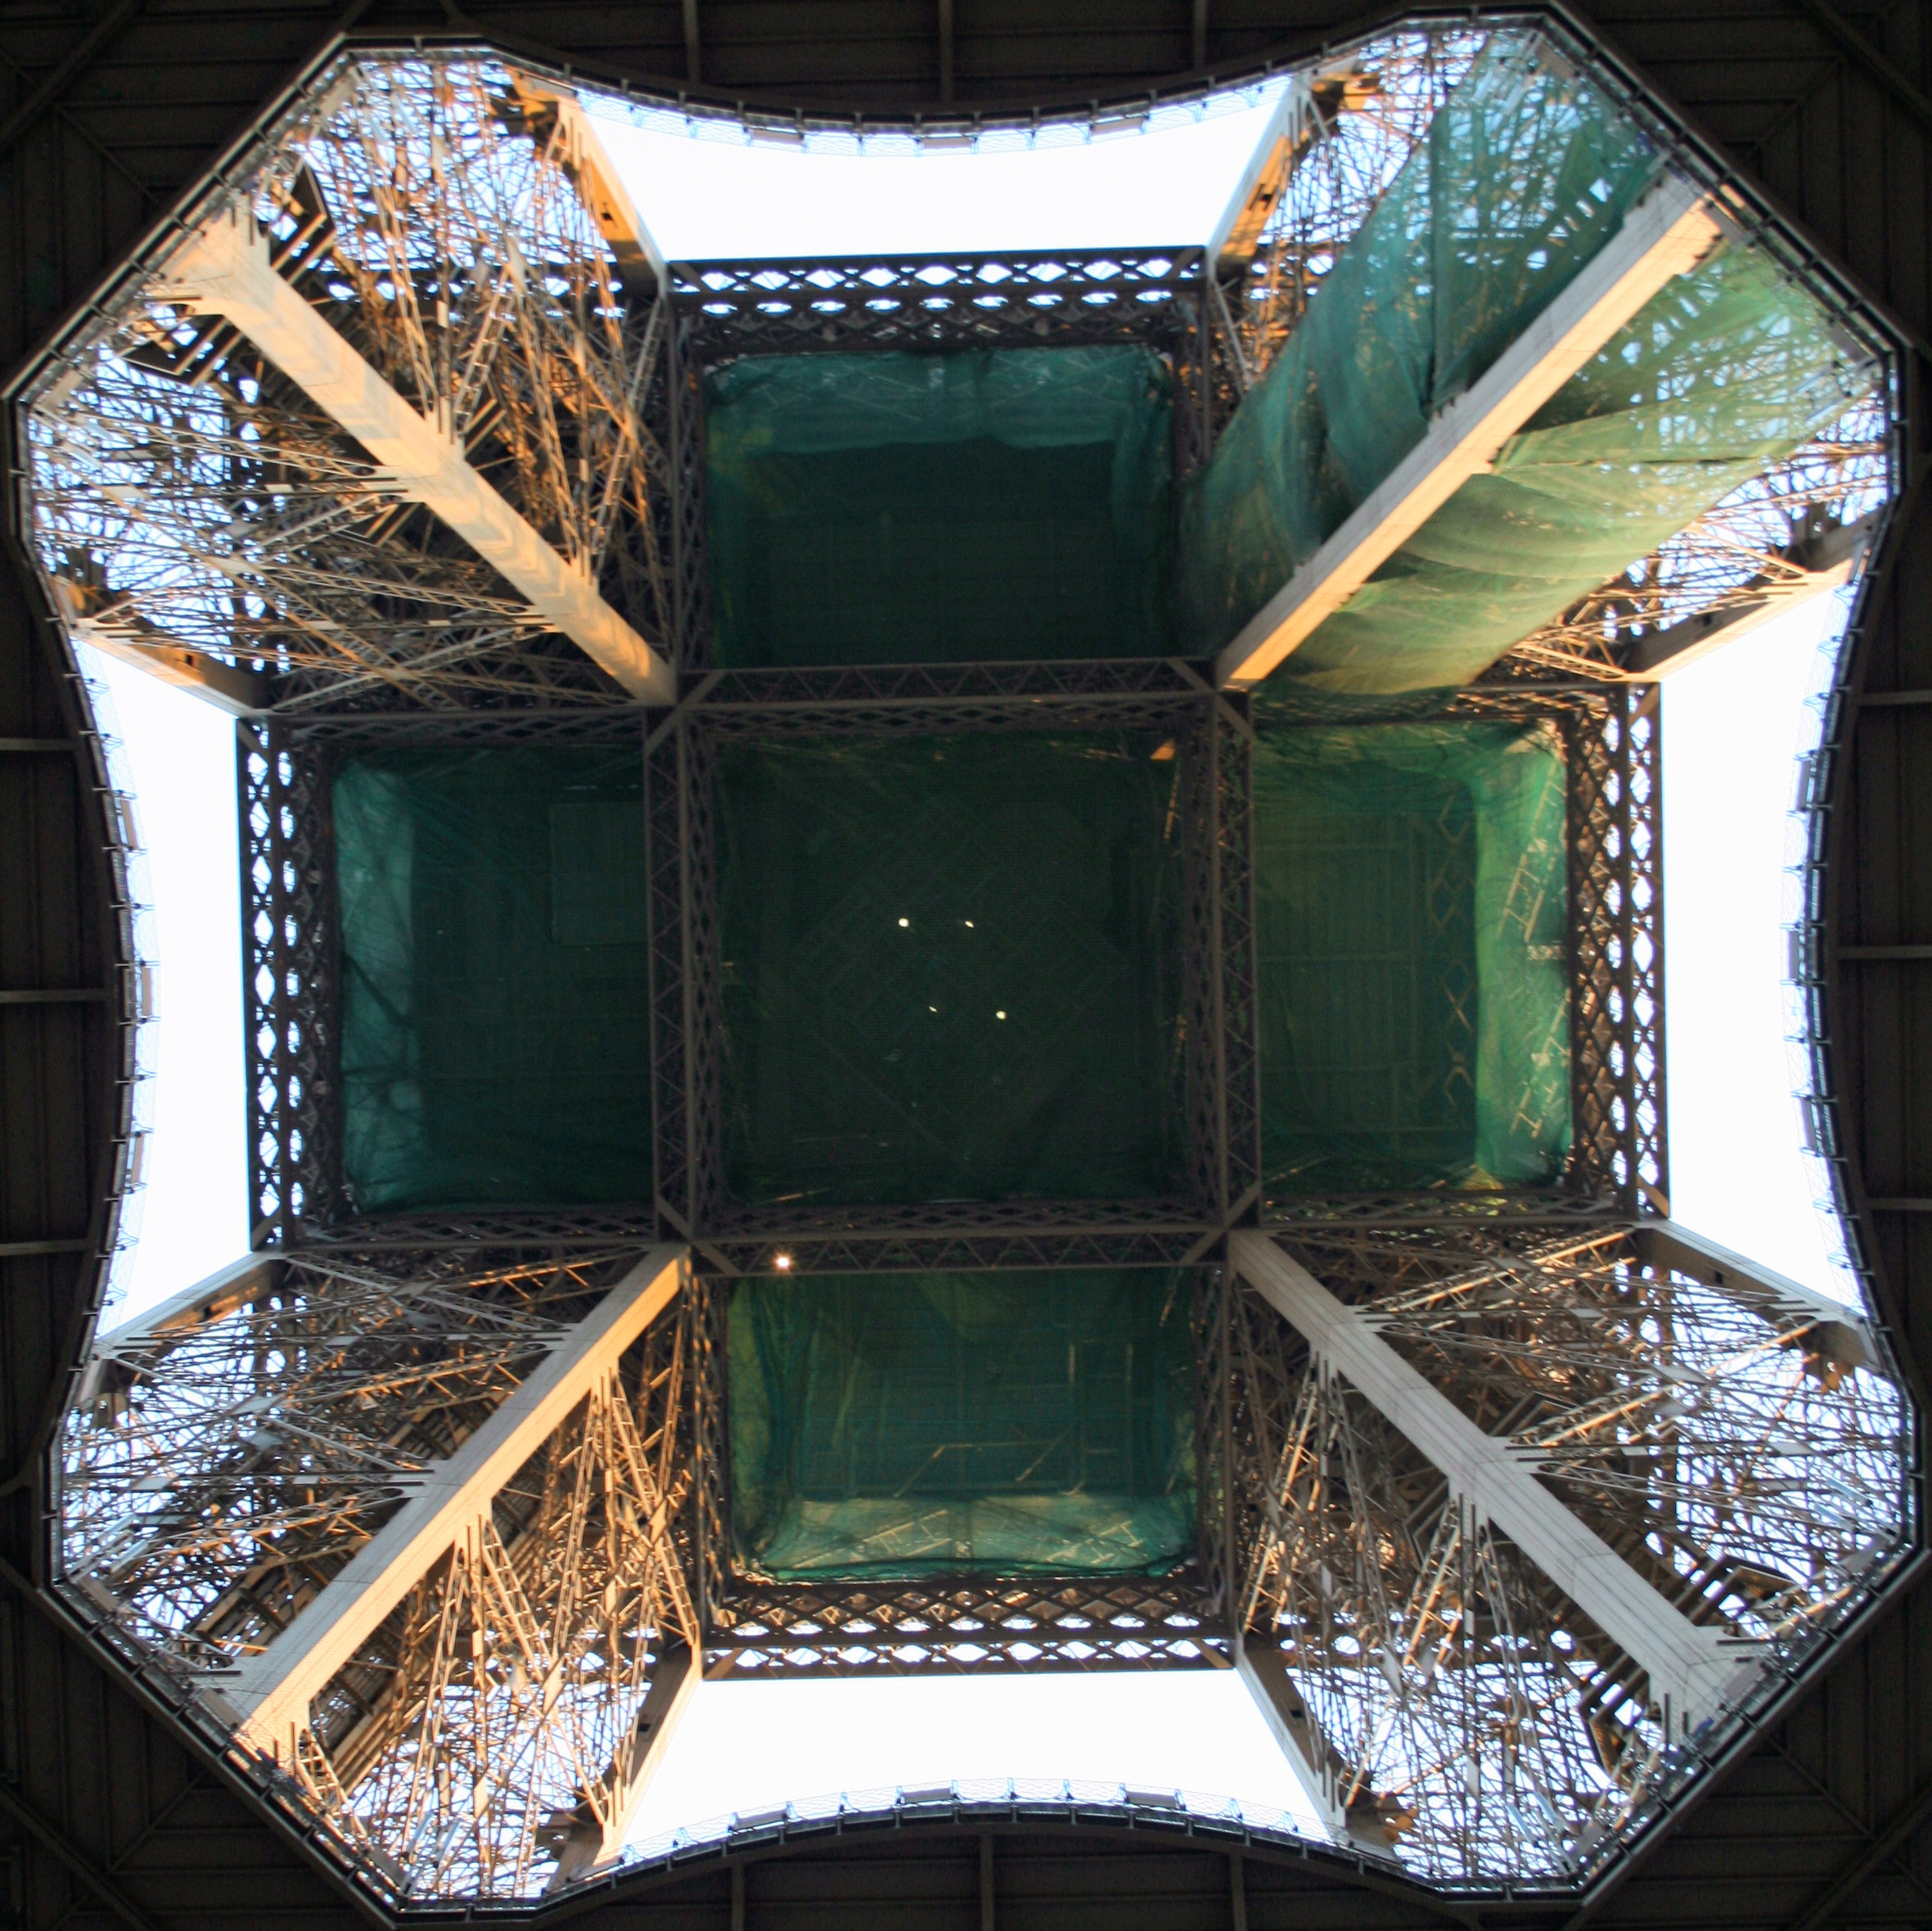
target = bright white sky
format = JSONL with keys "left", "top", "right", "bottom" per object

{"left": 77, "top": 109, "right": 1860, "bottom": 1853}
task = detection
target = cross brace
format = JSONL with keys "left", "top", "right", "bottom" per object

{"left": 155, "top": 212, "right": 673, "bottom": 703}
{"left": 1228, "top": 1231, "right": 1743, "bottom": 1731}
{"left": 219, "top": 1246, "right": 687, "bottom": 1758}
{"left": 1214, "top": 174, "right": 1725, "bottom": 690}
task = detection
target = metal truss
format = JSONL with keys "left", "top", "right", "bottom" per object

{"left": 1196, "top": 25, "right": 1488, "bottom": 452}
{"left": 1496, "top": 394, "right": 1894, "bottom": 683}
{"left": 684, "top": 1272, "right": 1223, "bottom": 1677}
{"left": 1566, "top": 686, "right": 1665, "bottom": 1213}
{"left": 1221, "top": 1226, "right": 1911, "bottom": 1883}
{"left": 674, "top": 250, "right": 1201, "bottom": 364}
{"left": 50, "top": 27, "right": 1912, "bottom": 1911}
{"left": 61, "top": 1245, "right": 697, "bottom": 1897}
{"left": 21, "top": 52, "right": 671, "bottom": 713}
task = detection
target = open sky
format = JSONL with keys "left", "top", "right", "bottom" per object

{"left": 76, "top": 94, "right": 1859, "bottom": 1850}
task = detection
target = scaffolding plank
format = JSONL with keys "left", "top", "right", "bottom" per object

{"left": 1229, "top": 1231, "right": 1740, "bottom": 1731}
{"left": 1214, "top": 175, "right": 1725, "bottom": 691}
{"left": 159, "top": 213, "right": 673, "bottom": 703}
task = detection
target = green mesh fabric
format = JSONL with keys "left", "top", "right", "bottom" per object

{"left": 1182, "top": 35, "right": 1876, "bottom": 693}
{"left": 1180, "top": 32, "right": 1664, "bottom": 655}
{"left": 1283, "top": 241, "right": 1875, "bottom": 694}
{"left": 335, "top": 749, "right": 652, "bottom": 1211}
{"left": 716, "top": 732, "right": 1182, "bottom": 1207}
{"left": 1253, "top": 722, "right": 1569, "bottom": 1193}
{"left": 705, "top": 346, "right": 1172, "bottom": 665}
{"left": 728, "top": 1270, "right": 1196, "bottom": 1581}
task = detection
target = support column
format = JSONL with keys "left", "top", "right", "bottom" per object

{"left": 546, "top": 1641, "right": 699, "bottom": 1887}
{"left": 1214, "top": 176, "right": 1724, "bottom": 689}
{"left": 1229, "top": 1232, "right": 1739, "bottom": 1732}
{"left": 223, "top": 1245, "right": 687, "bottom": 1757}
{"left": 1632, "top": 1219, "right": 1885, "bottom": 1374}
{"left": 155, "top": 212, "right": 673, "bottom": 703}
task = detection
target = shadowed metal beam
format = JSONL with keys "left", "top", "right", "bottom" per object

{"left": 1215, "top": 175, "right": 1724, "bottom": 690}
{"left": 1206, "top": 82, "right": 1311, "bottom": 277}
{"left": 45, "top": 577, "right": 265, "bottom": 713}
{"left": 511, "top": 74, "right": 668, "bottom": 299}
{"left": 219, "top": 1247, "right": 686, "bottom": 1759}
{"left": 1230, "top": 1231, "right": 1740, "bottom": 1732}
{"left": 1787, "top": 1767, "right": 1932, "bottom": 1931}
{"left": 1628, "top": 515, "right": 1876, "bottom": 677}
{"left": 156, "top": 212, "right": 673, "bottom": 703}
{"left": 546, "top": 1641, "right": 699, "bottom": 1888}
{"left": 1235, "top": 1636, "right": 1349, "bottom": 1841}
{"left": 1631, "top": 1221, "right": 1885, "bottom": 1375}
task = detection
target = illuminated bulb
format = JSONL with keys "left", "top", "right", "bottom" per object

{"left": 898, "top": 917, "right": 909, "bottom": 927}
{"left": 773, "top": 1254, "right": 793, "bottom": 1272}
{"left": 996, "top": 1011, "right": 1007, "bottom": 1020}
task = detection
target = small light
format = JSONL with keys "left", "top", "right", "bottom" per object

{"left": 774, "top": 1253, "right": 793, "bottom": 1272}
{"left": 964, "top": 920, "right": 974, "bottom": 928}
{"left": 996, "top": 1010, "right": 1007, "bottom": 1020}
{"left": 929, "top": 1005, "right": 939, "bottom": 1012}
{"left": 898, "top": 917, "right": 909, "bottom": 928}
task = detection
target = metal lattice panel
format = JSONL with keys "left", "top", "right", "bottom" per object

{"left": 11, "top": 15, "right": 1916, "bottom": 1915}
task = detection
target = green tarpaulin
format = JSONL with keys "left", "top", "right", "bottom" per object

{"left": 728, "top": 1270, "right": 1197, "bottom": 1582}
{"left": 1254, "top": 721, "right": 1570, "bottom": 1193}
{"left": 335, "top": 748, "right": 652, "bottom": 1211}
{"left": 705, "top": 345, "right": 1173, "bottom": 665}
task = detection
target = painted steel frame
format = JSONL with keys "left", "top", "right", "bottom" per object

{"left": 233, "top": 249, "right": 1665, "bottom": 1695}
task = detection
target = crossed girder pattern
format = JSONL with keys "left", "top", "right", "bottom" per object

{"left": 62, "top": 1248, "right": 696, "bottom": 1898}
{"left": 61, "top": 1250, "right": 624, "bottom": 1668}
{"left": 23, "top": 55, "right": 667, "bottom": 711}
{"left": 34, "top": 16, "right": 1916, "bottom": 1909}
{"left": 1225, "top": 1231, "right": 1908, "bottom": 1882}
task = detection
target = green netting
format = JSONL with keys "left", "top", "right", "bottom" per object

{"left": 1253, "top": 722, "right": 1569, "bottom": 1192}
{"left": 716, "top": 732, "right": 1182, "bottom": 1206}
{"left": 335, "top": 748, "right": 652, "bottom": 1211}
{"left": 705, "top": 346, "right": 1172, "bottom": 665}
{"left": 1182, "top": 34, "right": 1877, "bottom": 694}
{"left": 1180, "top": 33, "right": 1664, "bottom": 657}
{"left": 728, "top": 1270, "right": 1196, "bottom": 1581}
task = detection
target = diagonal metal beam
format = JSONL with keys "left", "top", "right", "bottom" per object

{"left": 1205, "top": 81, "right": 1314, "bottom": 277}
{"left": 1783, "top": 0, "right": 1932, "bottom": 138}
{"left": 510, "top": 74, "right": 668, "bottom": 299}
{"left": 0, "top": 0, "right": 146, "bottom": 164}
{"left": 1628, "top": 515, "right": 1876, "bottom": 677}
{"left": 1229, "top": 1231, "right": 1741, "bottom": 1732}
{"left": 1631, "top": 1220, "right": 1886, "bottom": 1375}
{"left": 155, "top": 212, "right": 673, "bottom": 703}
{"left": 219, "top": 1246, "right": 687, "bottom": 1759}
{"left": 1788, "top": 1767, "right": 1932, "bottom": 1931}
{"left": 1215, "top": 174, "right": 1725, "bottom": 690}
{"left": 547, "top": 1642, "right": 700, "bottom": 1888}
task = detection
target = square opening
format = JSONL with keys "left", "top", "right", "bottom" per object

{"left": 713, "top": 729, "right": 1187, "bottom": 1208}
{"left": 703, "top": 345, "right": 1173, "bottom": 666}
{"left": 1253, "top": 720, "right": 1572, "bottom": 1195}
{"left": 334, "top": 746, "right": 653, "bottom": 1211}
{"left": 727, "top": 1269, "right": 1198, "bottom": 1582}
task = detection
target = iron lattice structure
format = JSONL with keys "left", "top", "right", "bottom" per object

{"left": 20, "top": 53, "right": 670, "bottom": 713}
{"left": 60, "top": 1246, "right": 700, "bottom": 1897}
{"left": 29, "top": 16, "right": 1911, "bottom": 1906}
{"left": 1223, "top": 1229, "right": 1909, "bottom": 1879}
